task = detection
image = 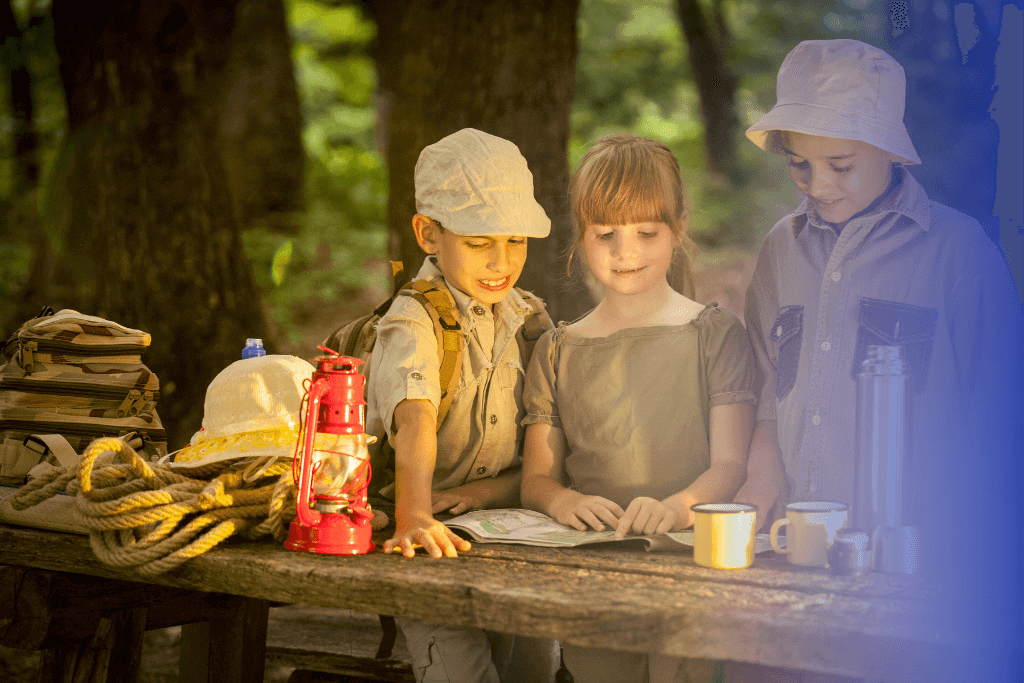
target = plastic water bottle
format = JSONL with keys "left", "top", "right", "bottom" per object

{"left": 242, "top": 338, "right": 266, "bottom": 359}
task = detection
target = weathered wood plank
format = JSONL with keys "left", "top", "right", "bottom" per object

{"left": 0, "top": 525, "right": 961, "bottom": 681}
{"left": 464, "top": 543, "right": 923, "bottom": 601}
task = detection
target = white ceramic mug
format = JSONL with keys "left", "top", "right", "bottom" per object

{"left": 769, "top": 501, "right": 849, "bottom": 568}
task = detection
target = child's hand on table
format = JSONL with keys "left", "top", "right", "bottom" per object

{"left": 430, "top": 469, "right": 521, "bottom": 516}
{"left": 615, "top": 497, "right": 681, "bottom": 538}
{"left": 384, "top": 510, "right": 471, "bottom": 559}
{"left": 734, "top": 475, "right": 787, "bottom": 534}
{"left": 548, "top": 489, "right": 624, "bottom": 531}
{"left": 431, "top": 484, "right": 485, "bottom": 516}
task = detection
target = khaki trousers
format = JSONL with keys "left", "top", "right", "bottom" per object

{"left": 397, "top": 616, "right": 559, "bottom": 683}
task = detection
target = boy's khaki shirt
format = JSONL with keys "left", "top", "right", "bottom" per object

{"left": 366, "top": 257, "right": 529, "bottom": 497}
{"left": 745, "top": 167, "right": 1024, "bottom": 516}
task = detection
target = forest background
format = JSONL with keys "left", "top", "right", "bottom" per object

{"left": 1, "top": 0, "right": 1020, "bottom": 451}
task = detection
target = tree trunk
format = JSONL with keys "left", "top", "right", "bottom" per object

{"left": 365, "top": 0, "right": 591, "bottom": 322}
{"left": 880, "top": 0, "right": 1001, "bottom": 244}
{"left": 49, "top": 0, "right": 271, "bottom": 448}
{"left": 2, "top": 2, "right": 55, "bottom": 333}
{"left": 219, "top": 0, "right": 305, "bottom": 233}
{"left": 1, "top": 0, "right": 40, "bottom": 193}
{"left": 675, "top": 0, "right": 740, "bottom": 185}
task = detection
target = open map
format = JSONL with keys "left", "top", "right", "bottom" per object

{"left": 445, "top": 508, "right": 776, "bottom": 554}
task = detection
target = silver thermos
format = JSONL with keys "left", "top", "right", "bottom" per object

{"left": 853, "top": 345, "right": 918, "bottom": 574}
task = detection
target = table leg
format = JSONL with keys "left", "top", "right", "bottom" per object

{"left": 38, "top": 643, "right": 79, "bottom": 683}
{"left": 105, "top": 607, "right": 148, "bottom": 683}
{"left": 179, "top": 596, "right": 269, "bottom": 683}
{"left": 36, "top": 606, "right": 147, "bottom": 683}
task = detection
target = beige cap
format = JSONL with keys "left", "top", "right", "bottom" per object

{"left": 414, "top": 128, "right": 551, "bottom": 238}
{"left": 746, "top": 39, "right": 921, "bottom": 165}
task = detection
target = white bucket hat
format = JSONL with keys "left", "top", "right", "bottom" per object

{"left": 415, "top": 128, "right": 551, "bottom": 238}
{"left": 746, "top": 39, "right": 921, "bottom": 165}
{"left": 168, "top": 355, "right": 314, "bottom": 472}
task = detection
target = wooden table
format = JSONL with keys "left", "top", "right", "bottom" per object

{"left": 0, "top": 519, "right": 987, "bottom": 683}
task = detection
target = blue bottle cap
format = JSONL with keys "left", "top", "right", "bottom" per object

{"left": 242, "top": 338, "right": 266, "bottom": 359}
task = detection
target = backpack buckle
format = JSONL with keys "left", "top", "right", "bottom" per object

{"left": 437, "top": 316, "right": 460, "bottom": 332}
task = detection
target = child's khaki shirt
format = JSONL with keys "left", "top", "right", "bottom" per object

{"left": 365, "top": 257, "right": 530, "bottom": 497}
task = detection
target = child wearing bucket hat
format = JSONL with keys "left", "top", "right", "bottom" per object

{"left": 735, "top": 40, "right": 1023, "bottom": 586}
{"left": 365, "top": 128, "right": 558, "bottom": 682}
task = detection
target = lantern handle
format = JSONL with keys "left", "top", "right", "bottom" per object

{"left": 295, "top": 377, "right": 331, "bottom": 527}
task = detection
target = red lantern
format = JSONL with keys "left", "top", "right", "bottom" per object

{"left": 284, "top": 348, "right": 375, "bottom": 554}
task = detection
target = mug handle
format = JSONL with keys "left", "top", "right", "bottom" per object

{"left": 769, "top": 518, "right": 790, "bottom": 554}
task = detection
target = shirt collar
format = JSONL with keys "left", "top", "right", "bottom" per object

{"left": 789, "top": 166, "right": 932, "bottom": 238}
{"left": 415, "top": 256, "right": 530, "bottom": 323}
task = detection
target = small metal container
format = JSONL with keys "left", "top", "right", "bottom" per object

{"left": 873, "top": 524, "right": 918, "bottom": 574}
{"left": 829, "top": 529, "right": 872, "bottom": 577}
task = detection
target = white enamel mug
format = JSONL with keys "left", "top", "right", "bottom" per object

{"left": 769, "top": 501, "right": 849, "bottom": 568}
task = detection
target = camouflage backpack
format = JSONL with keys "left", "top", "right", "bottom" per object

{"left": 0, "top": 308, "right": 168, "bottom": 485}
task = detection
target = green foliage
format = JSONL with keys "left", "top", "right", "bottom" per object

{"left": 572, "top": 0, "right": 873, "bottom": 248}
{"left": 575, "top": 0, "right": 694, "bottom": 140}
{"left": 1, "top": 0, "right": 882, "bottom": 341}
{"left": 245, "top": 0, "right": 388, "bottom": 348}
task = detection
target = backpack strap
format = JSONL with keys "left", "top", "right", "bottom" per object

{"left": 372, "top": 261, "right": 411, "bottom": 319}
{"left": 398, "top": 279, "right": 463, "bottom": 428}
{"left": 0, "top": 433, "right": 78, "bottom": 483}
{"left": 514, "top": 288, "right": 554, "bottom": 369}
{"left": 323, "top": 261, "right": 410, "bottom": 359}
{"left": 26, "top": 434, "right": 79, "bottom": 470}
{"left": 1, "top": 438, "right": 42, "bottom": 482}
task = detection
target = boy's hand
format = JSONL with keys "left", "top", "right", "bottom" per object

{"left": 548, "top": 489, "right": 624, "bottom": 531}
{"left": 430, "top": 469, "right": 521, "bottom": 516}
{"left": 384, "top": 511, "right": 472, "bottom": 559}
{"left": 431, "top": 485, "right": 485, "bottom": 516}
{"left": 734, "top": 474, "right": 787, "bottom": 533}
{"left": 616, "top": 497, "right": 681, "bottom": 538}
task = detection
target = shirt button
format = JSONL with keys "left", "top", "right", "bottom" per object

{"left": 830, "top": 271, "right": 841, "bottom": 282}
{"left": 812, "top": 414, "right": 822, "bottom": 426}
{"left": 410, "top": 372, "right": 424, "bottom": 380}
{"left": 489, "top": 414, "right": 497, "bottom": 425}
{"left": 472, "top": 305, "right": 486, "bottom": 316}
{"left": 476, "top": 466, "right": 487, "bottom": 475}
{"left": 820, "top": 341, "right": 831, "bottom": 351}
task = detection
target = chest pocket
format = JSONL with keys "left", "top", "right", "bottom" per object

{"left": 769, "top": 305, "right": 803, "bottom": 401}
{"left": 851, "top": 297, "right": 938, "bottom": 392}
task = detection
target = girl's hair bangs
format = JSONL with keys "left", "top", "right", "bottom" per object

{"left": 572, "top": 140, "right": 686, "bottom": 232}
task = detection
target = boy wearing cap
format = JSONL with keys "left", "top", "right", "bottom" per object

{"left": 365, "top": 128, "right": 557, "bottom": 683}
{"left": 735, "top": 39, "right": 1022, "bottom": 563}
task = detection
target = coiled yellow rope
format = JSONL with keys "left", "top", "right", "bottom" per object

{"left": 9, "top": 437, "right": 299, "bottom": 577}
